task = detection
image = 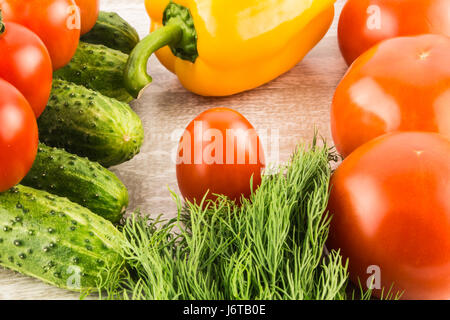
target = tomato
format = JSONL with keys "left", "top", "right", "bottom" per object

{"left": 0, "top": 0, "right": 81, "bottom": 70}
{"left": 0, "top": 78, "right": 39, "bottom": 192}
{"left": 176, "top": 108, "right": 265, "bottom": 204}
{"left": 0, "top": 21, "right": 53, "bottom": 118}
{"left": 331, "top": 34, "right": 450, "bottom": 158}
{"left": 338, "top": 0, "right": 450, "bottom": 65}
{"left": 74, "top": 0, "right": 100, "bottom": 35}
{"left": 327, "top": 132, "right": 450, "bottom": 300}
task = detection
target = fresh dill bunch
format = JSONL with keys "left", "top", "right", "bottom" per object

{"left": 98, "top": 140, "right": 364, "bottom": 300}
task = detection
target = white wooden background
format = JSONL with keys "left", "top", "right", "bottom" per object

{"left": 0, "top": 0, "right": 347, "bottom": 299}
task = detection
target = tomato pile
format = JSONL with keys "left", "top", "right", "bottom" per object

{"left": 176, "top": 108, "right": 265, "bottom": 204}
{"left": 0, "top": 79, "right": 38, "bottom": 192}
{"left": 338, "top": 0, "right": 450, "bottom": 66}
{"left": 328, "top": 0, "right": 450, "bottom": 300}
{"left": 0, "top": 0, "right": 99, "bottom": 192}
{"left": 328, "top": 132, "right": 450, "bottom": 300}
{"left": 331, "top": 34, "right": 450, "bottom": 158}
{"left": 0, "top": 19, "right": 52, "bottom": 118}
{"left": 76, "top": 0, "right": 101, "bottom": 35}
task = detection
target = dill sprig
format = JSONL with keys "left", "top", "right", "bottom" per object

{"left": 98, "top": 141, "right": 366, "bottom": 300}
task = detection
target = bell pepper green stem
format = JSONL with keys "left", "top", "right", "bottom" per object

{"left": 124, "top": 22, "right": 182, "bottom": 98}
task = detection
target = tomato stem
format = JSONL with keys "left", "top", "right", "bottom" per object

{"left": 0, "top": 10, "right": 5, "bottom": 35}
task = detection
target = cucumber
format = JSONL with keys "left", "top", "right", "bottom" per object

{"left": 21, "top": 144, "right": 128, "bottom": 224}
{"left": 38, "top": 79, "right": 144, "bottom": 168}
{"left": 0, "top": 185, "right": 123, "bottom": 291}
{"left": 81, "top": 11, "right": 140, "bottom": 54}
{"left": 53, "top": 42, "right": 133, "bottom": 103}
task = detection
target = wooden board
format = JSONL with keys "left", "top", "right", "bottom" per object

{"left": 0, "top": 0, "right": 348, "bottom": 299}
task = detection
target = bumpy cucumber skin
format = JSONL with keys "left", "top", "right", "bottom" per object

{"left": 81, "top": 11, "right": 140, "bottom": 54}
{"left": 53, "top": 42, "right": 133, "bottom": 103}
{"left": 38, "top": 79, "right": 144, "bottom": 168}
{"left": 21, "top": 144, "right": 129, "bottom": 224}
{"left": 0, "top": 185, "right": 123, "bottom": 291}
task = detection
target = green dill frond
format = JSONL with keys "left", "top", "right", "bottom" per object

{"left": 98, "top": 140, "right": 370, "bottom": 300}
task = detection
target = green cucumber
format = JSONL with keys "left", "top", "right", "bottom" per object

{"left": 81, "top": 11, "right": 140, "bottom": 54}
{"left": 38, "top": 79, "right": 144, "bottom": 168}
{"left": 53, "top": 42, "right": 133, "bottom": 103}
{"left": 0, "top": 185, "right": 123, "bottom": 291}
{"left": 21, "top": 143, "right": 128, "bottom": 224}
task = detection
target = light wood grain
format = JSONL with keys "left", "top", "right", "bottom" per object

{"left": 0, "top": 0, "right": 347, "bottom": 299}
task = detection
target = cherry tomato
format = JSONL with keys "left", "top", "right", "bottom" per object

{"left": 74, "top": 0, "right": 100, "bottom": 35}
{"left": 176, "top": 108, "right": 265, "bottom": 204}
{"left": 327, "top": 132, "right": 450, "bottom": 300}
{"left": 0, "top": 0, "right": 81, "bottom": 70}
{"left": 0, "top": 21, "right": 53, "bottom": 118}
{"left": 331, "top": 34, "right": 450, "bottom": 158}
{"left": 0, "top": 78, "right": 39, "bottom": 192}
{"left": 338, "top": 0, "right": 450, "bottom": 65}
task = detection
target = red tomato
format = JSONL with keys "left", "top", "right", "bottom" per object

{"left": 338, "top": 0, "right": 450, "bottom": 65}
{"left": 176, "top": 108, "right": 265, "bottom": 204}
{"left": 0, "top": 78, "right": 39, "bottom": 192}
{"left": 0, "top": 21, "right": 53, "bottom": 118}
{"left": 331, "top": 34, "right": 450, "bottom": 158}
{"left": 327, "top": 132, "right": 450, "bottom": 300}
{"left": 0, "top": 0, "right": 81, "bottom": 70}
{"left": 74, "top": 0, "right": 100, "bottom": 35}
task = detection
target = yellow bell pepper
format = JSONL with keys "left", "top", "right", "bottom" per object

{"left": 124, "top": 0, "right": 336, "bottom": 97}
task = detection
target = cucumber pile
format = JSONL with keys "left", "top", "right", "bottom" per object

{"left": 39, "top": 80, "right": 143, "bottom": 167}
{"left": 81, "top": 11, "right": 140, "bottom": 54}
{"left": 0, "top": 12, "right": 142, "bottom": 291}
{"left": 54, "top": 42, "right": 134, "bottom": 103}
{"left": 0, "top": 185, "right": 124, "bottom": 290}
{"left": 21, "top": 144, "right": 129, "bottom": 223}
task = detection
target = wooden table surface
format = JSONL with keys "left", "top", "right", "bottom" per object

{"left": 0, "top": 0, "right": 348, "bottom": 299}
